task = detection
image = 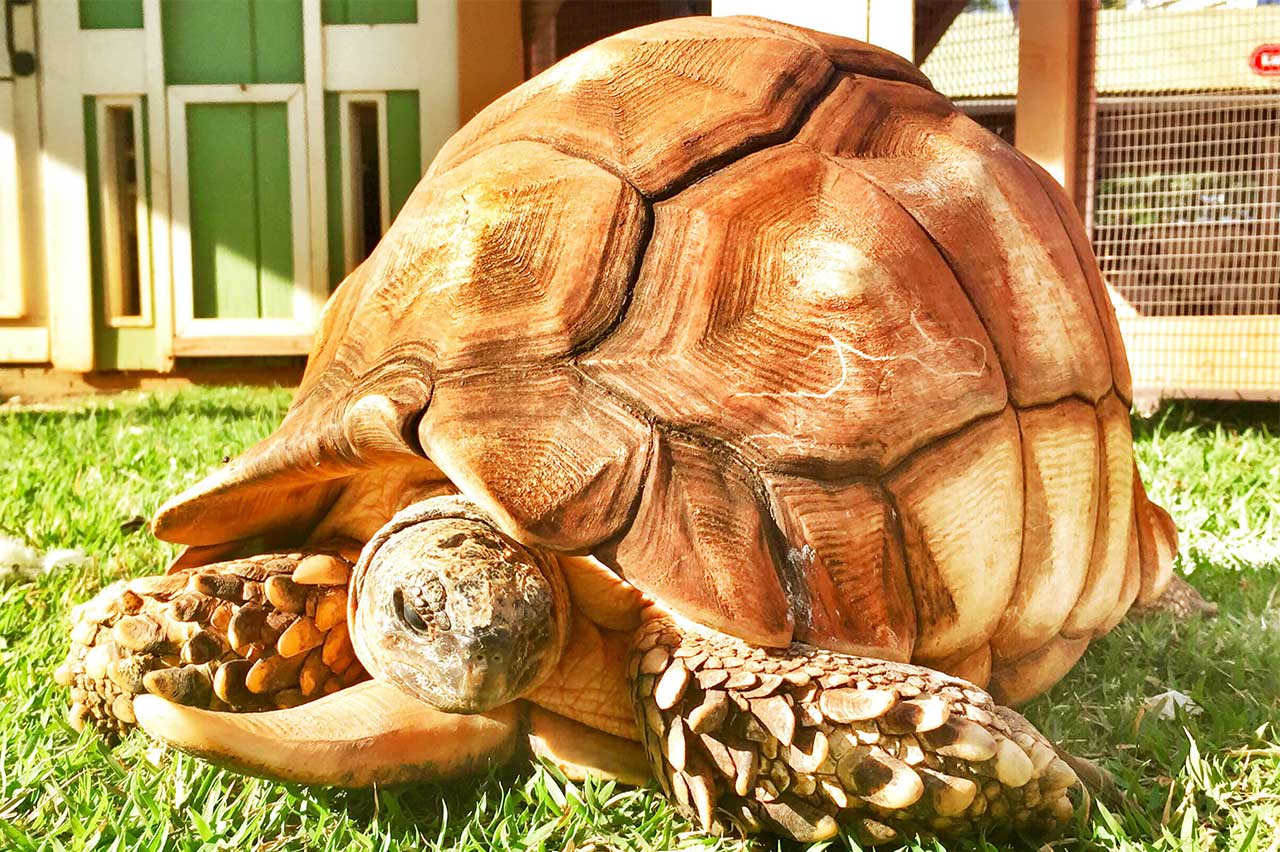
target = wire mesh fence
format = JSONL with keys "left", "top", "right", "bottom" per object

{"left": 1086, "top": 4, "right": 1280, "bottom": 400}
{"left": 919, "top": 9, "right": 1019, "bottom": 144}
{"left": 926, "top": 2, "right": 1280, "bottom": 401}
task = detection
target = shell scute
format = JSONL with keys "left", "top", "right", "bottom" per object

{"left": 580, "top": 142, "right": 1006, "bottom": 476}
{"left": 884, "top": 409, "right": 1024, "bottom": 664}
{"left": 428, "top": 17, "right": 835, "bottom": 196}
{"left": 762, "top": 474, "right": 916, "bottom": 661}
{"left": 358, "top": 140, "right": 647, "bottom": 373}
{"left": 602, "top": 432, "right": 794, "bottom": 647}
{"left": 799, "top": 75, "right": 1113, "bottom": 406}
{"left": 419, "top": 366, "right": 651, "bottom": 552}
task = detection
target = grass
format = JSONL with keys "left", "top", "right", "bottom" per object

{"left": 0, "top": 388, "right": 1276, "bottom": 851}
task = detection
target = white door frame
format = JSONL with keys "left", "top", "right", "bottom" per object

{"left": 0, "top": 0, "right": 49, "bottom": 362}
{"left": 337, "top": 91, "right": 391, "bottom": 277}
{"left": 0, "top": 82, "right": 27, "bottom": 319}
{"left": 166, "top": 84, "right": 320, "bottom": 356}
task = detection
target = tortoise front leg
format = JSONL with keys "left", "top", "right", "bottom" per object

{"left": 56, "top": 547, "right": 368, "bottom": 735}
{"left": 57, "top": 548, "right": 523, "bottom": 785}
{"left": 631, "top": 611, "right": 1083, "bottom": 844}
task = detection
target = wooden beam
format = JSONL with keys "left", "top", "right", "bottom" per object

{"left": 1015, "top": 0, "right": 1084, "bottom": 196}
{"left": 0, "top": 364, "right": 304, "bottom": 403}
{"left": 418, "top": 0, "right": 460, "bottom": 170}
{"left": 522, "top": 0, "right": 563, "bottom": 79}
{"left": 913, "top": 0, "right": 966, "bottom": 65}
{"left": 458, "top": 0, "right": 524, "bottom": 122}
{"left": 1119, "top": 316, "right": 1280, "bottom": 402}
{"left": 37, "top": 0, "right": 95, "bottom": 370}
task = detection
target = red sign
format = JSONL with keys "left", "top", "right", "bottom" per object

{"left": 1251, "top": 45, "right": 1280, "bottom": 76}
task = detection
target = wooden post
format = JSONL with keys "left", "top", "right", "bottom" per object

{"left": 457, "top": 0, "right": 525, "bottom": 122}
{"left": 1015, "top": 0, "right": 1085, "bottom": 195}
{"left": 37, "top": 1, "right": 95, "bottom": 371}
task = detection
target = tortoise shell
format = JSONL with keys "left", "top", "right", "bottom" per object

{"left": 154, "top": 16, "right": 1175, "bottom": 704}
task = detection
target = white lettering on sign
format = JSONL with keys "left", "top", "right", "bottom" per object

{"left": 1250, "top": 45, "right": 1280, "bottom": 76}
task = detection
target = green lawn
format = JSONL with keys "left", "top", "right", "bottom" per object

{"left": 0, "top": 389, "right": 1276, "bottom": 851}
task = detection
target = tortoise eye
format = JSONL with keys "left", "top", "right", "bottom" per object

{"left": 394, "top": 589, "right": 433, "bottom": 634}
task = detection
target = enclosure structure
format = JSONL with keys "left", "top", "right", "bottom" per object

{"left": 1085, "top": 6, "right": 1280, "bottom": 402}
{"left": 926, "top": 2, "right": 1280, "bottom": 402}
{"left": 0, "top": 0, "right": 522, "bottom": 371}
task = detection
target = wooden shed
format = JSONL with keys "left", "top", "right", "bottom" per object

{"left": 1, "top": 0, "right": 523, "bottom": 372}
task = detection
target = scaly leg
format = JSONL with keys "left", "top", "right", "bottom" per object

{"left": 58, "top": 536, "right": 626, "bottom": 788}
{"left": 631, "top": 611, "right": 1083, "bottom": 844}
{"left": 56, "top": 546, "right": 522, "bottom": 784}
{"left": 56, "top": 546, "right": 368, "bottom": 735}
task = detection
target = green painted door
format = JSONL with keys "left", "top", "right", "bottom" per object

{"left": 186, "top": 102, "right": 295, "bottom": 320}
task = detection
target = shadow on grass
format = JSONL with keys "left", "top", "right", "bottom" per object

{"left": 1133, "top": 400, "right": 1278, "bottom": 439}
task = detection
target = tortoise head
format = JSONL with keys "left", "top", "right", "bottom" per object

{"left": 350, "top": 497, "right": 571, "bottom": 714}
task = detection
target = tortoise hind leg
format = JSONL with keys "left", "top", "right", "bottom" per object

{"left": 630, "top": 613, "right": 1082, "bottom": 844}
{"left": 56, "top": 547, "right": 366, "bottom": 735}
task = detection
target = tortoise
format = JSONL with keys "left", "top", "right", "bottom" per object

{"left": 56, "top": 15, "right": 1190, "bottom": 844}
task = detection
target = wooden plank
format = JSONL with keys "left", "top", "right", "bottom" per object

{"left": 161, "top": 0, "right": 253, "bottom": 85}
{"left": 79, "top": 0, "right": 144, "bottom": 30}
{"left": 385, "top": 91, "right": 420, "bottom": 218}
{"left": 1015, "top": 0, "right": 1083, "bottom": 194}
{"left": 143, "top": 0, "right": 175, "bottom": 371}
{"left": 252, "top": 0, "right": 305, "bottom": 84}
{"left": 0, "top": 363, "right": 303, "bottom": 401}
{"left": 321, "top": 0, "right": 348, "bottom": 25}
{"left": 253, "top": 102, "right": 296, "bottom": 319}
{"left": 0, "top": 83, "right": 24, "bottom": 318}
{"left": 39, "top": 0, "right": 95, "bottom": 370}
{"left": 323, "top": 0, "right": 415, "bottom": 25}
{"left": 171, "top": 333, "right": 313, "bottom": 357}
{"left": 416, "top": 0, "right": 458, "bottom": 170}
{"left": 323, "top": 92, "right": 345, "bottom": 288}
{"left": 1119, "top": 315, "right": 1280, "bottom": 400}
{"left": 301, "top": 0, "right": 330, "bottom": 318}
{"left": 456, "top": 0, "right": 523, "bottom": 124}
{"left": 913, "top": 0, "right": 966, "bottom": 64}
{"left": 83, "top": 96, "right": 110, "bottom": 363}
{"left": 187, "top": 103, "right": 261, "bottom": 319}
{"left": 322, "top": 24, "right": 421, "bottom": 90}
{"left": 346, "top": 0, "right": 416, "bottom": 24}
{"left": 80, "top": 30, "right": 147, "bottom": 94}
{"left": 0, "top": 328, "right": 50, "bottom": 363}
